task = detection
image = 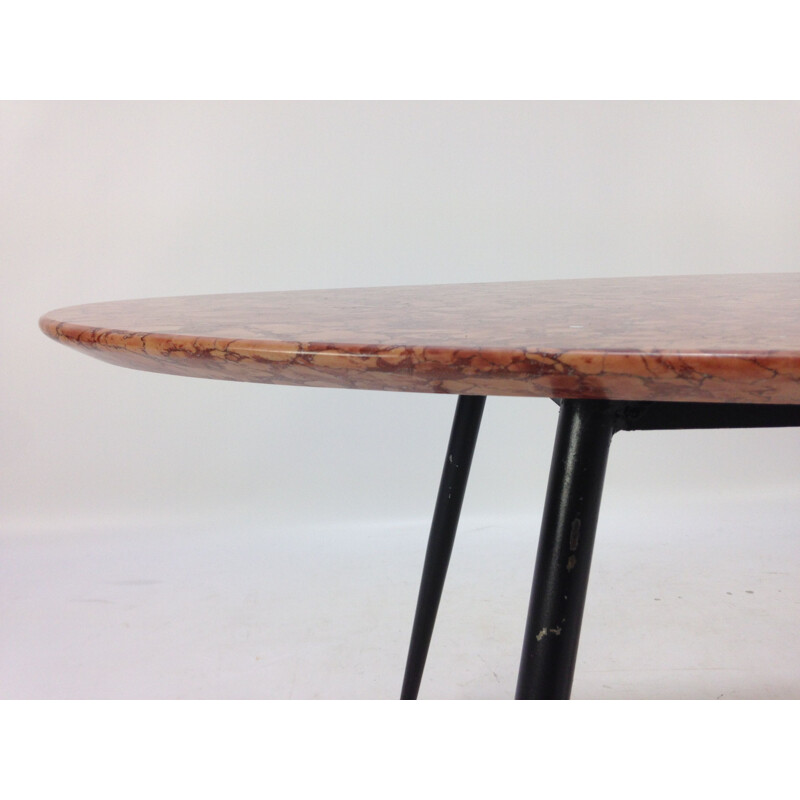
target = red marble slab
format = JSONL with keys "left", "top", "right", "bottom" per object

{"left": 40, "top": 274, "right": 800, "bottom": 404}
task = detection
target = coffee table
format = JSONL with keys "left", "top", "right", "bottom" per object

{"left": 40, "top": 273, "right": 800, "bottom": 699}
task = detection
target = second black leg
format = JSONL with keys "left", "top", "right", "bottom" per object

{"left": 401, "top": 394, "right": 486, "bottom": 699}
{"left": 515, "top": 399, "right": 616, "bottom": 699}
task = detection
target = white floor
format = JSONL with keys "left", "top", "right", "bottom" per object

{"left": 2, "top": 493, "right": 799, "bottom": 700}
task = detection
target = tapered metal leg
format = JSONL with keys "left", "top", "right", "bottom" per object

{"left": 401, "top": 395, "right": 486, "bottom": 700}
{"left": 515, "top": 400, "right": 616, "bottom": 700}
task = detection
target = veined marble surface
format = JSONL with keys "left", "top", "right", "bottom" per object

{"left": 40, "top": 274, "right": 800, "bottom": 404}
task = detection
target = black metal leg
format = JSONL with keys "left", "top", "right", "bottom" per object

{"left": 515, "top": 399, "right": 616, "bottom": 699}
{"left": 401, "top": 394, "right": 486, "bottom": 700}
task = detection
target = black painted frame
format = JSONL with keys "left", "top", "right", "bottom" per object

{"left": 402, "top": 397, "right": 800, "bottom": 700}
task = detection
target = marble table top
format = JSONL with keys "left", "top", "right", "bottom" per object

{"left": 40, "top": 273, "right": 800, "bottom": 404}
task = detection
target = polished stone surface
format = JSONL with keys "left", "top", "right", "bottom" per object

{"left": 40, "top": 274, "right": 800, "bottom": 404}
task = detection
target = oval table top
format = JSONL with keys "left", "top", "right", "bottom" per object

{"left": 40, "top": 273, "right": 800, "bottom": 404}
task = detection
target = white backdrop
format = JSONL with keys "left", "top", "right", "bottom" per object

{"left": 3, "top": 101, "right": 800, "bottom": 533}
